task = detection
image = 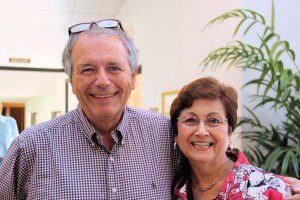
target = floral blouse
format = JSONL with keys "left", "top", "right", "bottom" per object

{"left": 175, "top": 150, "right": 292, "bottom": 200}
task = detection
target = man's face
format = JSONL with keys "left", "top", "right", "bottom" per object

{"left": 70, "top": 34, "right": 137, "bottom": 125}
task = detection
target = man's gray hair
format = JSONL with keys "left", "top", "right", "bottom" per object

{"left": 62, "top": 27, "right": 139, "bottom": 79}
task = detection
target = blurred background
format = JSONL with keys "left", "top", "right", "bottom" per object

{"left": 0, "top": 0, "right": 299, "bottom": 150}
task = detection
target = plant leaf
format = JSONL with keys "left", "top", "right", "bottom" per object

{"left": 290, "top": 152, "right": 299, "bottom": 177}
{"left": 281, "top": 151, "right": 291, "bottom": 175}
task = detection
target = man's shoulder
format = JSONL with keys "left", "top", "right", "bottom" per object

{"left": 126, "top": 106, "right": 170, "bottom": 123}
{"left": 17, "top": 110, "right": 77, "bottom": 142}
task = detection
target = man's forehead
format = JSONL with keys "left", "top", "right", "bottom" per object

{"left": 73, "top": 33, "right": 126, "bottom": 54}
{"left": 77, "top": 32, "right": 122, "bottom": 43}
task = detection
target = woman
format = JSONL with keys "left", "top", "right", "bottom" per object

{"left": 170, "top": 77, "right": 293, "bottom": 199}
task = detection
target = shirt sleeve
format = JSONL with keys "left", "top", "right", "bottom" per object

{"left": 7, "top": 118, "right": 19, "bottom": 148}
{"left": 0, "top": 134, "right": 34, "bottom": 199}
{"left": 264, "top": 176, "right": 293, "bottom": 199}
{"left": 11, "top": 119, "right": 19, "bottom": 139}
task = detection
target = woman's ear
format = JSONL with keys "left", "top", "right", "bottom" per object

{"left": 174, "top": 135, "right": 178, "bottom": 143}
{"left": 228, "top": 127, "right": 233, "bottom": 145}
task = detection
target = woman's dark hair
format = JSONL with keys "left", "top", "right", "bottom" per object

{"left": 170, "top": 77, "right": 238, "bottom": 199}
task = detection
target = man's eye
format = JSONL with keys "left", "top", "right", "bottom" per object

{"left": 81, "top": 68, "right": 95, "bottom": 73}
{"left": 108, "top": 66, "right": 122, "bottom": 71}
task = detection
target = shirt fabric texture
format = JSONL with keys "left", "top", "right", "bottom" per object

{"left": 0, "top": 106, "right": 175, "bottom": 200}
{"left": 175, "top": 150, "right": 292, "bottom": 200}
{"left": 0, "top": 115, "right": 19, "bottom": 165}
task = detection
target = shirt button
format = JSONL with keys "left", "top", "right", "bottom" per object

{"left": 151, "top": 181, "right": 157, "bottom": 189}
{"left": 112, "top": 187, "right": 117, "bottom": 193}
{"left": 109, "top": 156, "right": 114, "bottom": 162}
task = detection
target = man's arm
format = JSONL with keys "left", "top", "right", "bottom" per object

{"left": 0, "top": 135, "right": 32, "bottom": 199}
{"left": 0, "top": 140, "right": 19, "bottom": 199}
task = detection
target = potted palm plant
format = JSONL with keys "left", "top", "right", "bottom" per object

{"left": 201, "top": 1, "right": 300, "bottom": 178}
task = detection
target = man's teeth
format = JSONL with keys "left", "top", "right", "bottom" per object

{"left": 192, "top": 142, "right": 212, "bottom": 148}
{"left": 93, "top": 93, "right": 114, "bottom": 98}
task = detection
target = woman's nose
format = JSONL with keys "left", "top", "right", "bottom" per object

{"left": 194, "top": 120, "right": 209, "bottom": 137}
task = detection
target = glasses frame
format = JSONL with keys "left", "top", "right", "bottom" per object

{"left": 177, "top": 115, "right": 228, "bottom": 130}
{"left": 68, "top": 19, "right": 124, "bottom": 36}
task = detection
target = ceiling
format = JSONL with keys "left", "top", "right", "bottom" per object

{"left": 0, "top": 0, "right": 124, "bottom": 31}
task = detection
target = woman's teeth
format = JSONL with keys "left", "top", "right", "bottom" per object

{"left": 192, "top": 142, "right": 212, "bottom": 148}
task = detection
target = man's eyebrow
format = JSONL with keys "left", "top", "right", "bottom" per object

{"left": 78, "top": 63, "right": 95, "bottom": 69}
{"left": 107, "top": 61, "right": 123, "bottom": 66}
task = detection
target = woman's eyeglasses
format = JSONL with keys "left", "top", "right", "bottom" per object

{"left": 177, "top": 114, "right": 228, "bottom": 130}
{"left": 68, "top": 19, "right": 124, "bottom": 36}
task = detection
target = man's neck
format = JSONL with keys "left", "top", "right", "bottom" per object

{"left": 92, "top": 117, "right": 122, "bottom": 152}
{"left": 93, "top": 111, "right": 123, "bottom": 133}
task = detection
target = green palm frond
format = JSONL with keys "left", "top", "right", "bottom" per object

{"left": 202, "top": 3, "right": 300, "bottom": 178}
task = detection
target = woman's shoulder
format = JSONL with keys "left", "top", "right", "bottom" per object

{"left": 230, "top": 150, "right": 293, "bottom": 199}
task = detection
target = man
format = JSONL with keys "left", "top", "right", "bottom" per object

{"left": 0, "top": 20, "right": 174, "bottom": 199}
{"left": 0, "top": 19, "right": 299, "bottom": 199}
{"left": 0, "top": 102, "right": 19, "bottom": 166}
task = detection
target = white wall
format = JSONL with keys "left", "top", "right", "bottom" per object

{"left": 117, "top": 0, "right": 243, "bottom": 148}
{"left": 117, "top": 0, "right": 243, "bottom": 111}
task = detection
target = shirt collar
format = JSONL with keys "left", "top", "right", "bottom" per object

{"left": 116, "top": 106, "right": 130, "bottom": 145}
{"left": 75, "top": 105, "right": 98, "bottom": 146}
{"left": 75, "top": 105, "right": 130, "bottom": 146}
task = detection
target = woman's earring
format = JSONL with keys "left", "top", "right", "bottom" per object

{"left": 174, "top": 142, "right": 178, "bottom": 150}
{"left": 226, "top": 144, "right": 232, "bottom": 154}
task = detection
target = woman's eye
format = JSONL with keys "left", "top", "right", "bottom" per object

{"left": 208, "top": 117, "right": 221, "bottom": 124}
{"left": 184, "top": 118, "right": 198, "bottom": 124}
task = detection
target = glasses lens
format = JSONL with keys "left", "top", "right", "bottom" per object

{"left": 206, "top": 115, "right": 225, "bottom": 127}
{"left": 70, "top": 23, "right": 91, "bottom": 34}
{"left": 97, "top": 20, "right": 119, "bottom": 29}
{"left": 178, "top": 115, "right": 198, "bottom": 126}
{"left": 178, "top": 113, "right": 227, "bottom": 129}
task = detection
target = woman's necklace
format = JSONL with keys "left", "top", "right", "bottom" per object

{"left": 191, "top": 159, "right": 231, "bottom": 200}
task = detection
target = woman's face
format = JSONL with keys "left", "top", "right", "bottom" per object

{"left": 176, "top": 99, "right": 232, "bottom": 167}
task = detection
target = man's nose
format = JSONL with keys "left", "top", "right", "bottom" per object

{"left": 95, "top": 69, "right": 111, "bottom": 87}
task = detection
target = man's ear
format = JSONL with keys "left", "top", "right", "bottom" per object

{"left": 69, "top": 78, "right": 75, "bottom": 94}
{"left": 131, "top": 67, "right": 139, "bottom": 90}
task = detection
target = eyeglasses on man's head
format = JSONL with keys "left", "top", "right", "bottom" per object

{"left": 68, "top": 19, "right": 124, "bottom": 36}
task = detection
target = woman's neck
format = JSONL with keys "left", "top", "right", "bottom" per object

{"left": 190, "top": 155, "right": 235, "bottom": 200}
{"left": 190, "top": 155, "right": 229, "bottom": 187}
